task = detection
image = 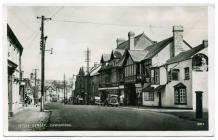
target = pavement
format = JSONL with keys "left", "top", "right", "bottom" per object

{"left": 8, "top": 104, "right": 50, "bottom": 131}
{"left": 120, "top": 106, "right": 208, "bottom": 123}
{"left": 44, "top": 102, "right": 208, "bottom": 131}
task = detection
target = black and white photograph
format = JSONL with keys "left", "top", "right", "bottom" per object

{"left": 2, "top": 3, "right": 214, "bottom": 137}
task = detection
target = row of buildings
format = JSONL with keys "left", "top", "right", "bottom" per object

{"left": 7, "top": 24, "right": 24, "bottom": 116}
{"left": 75, "top": 25, "right": 208, "bottom": 110}
{"left": 7, "top": 24, "right": 69, "bottom": 117}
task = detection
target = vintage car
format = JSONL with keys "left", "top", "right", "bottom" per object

{"left": 107, "top": 95, "right": 119, "bottom": 107}
{"left": 94, "top": 96, "right": 101, "bottom": 105}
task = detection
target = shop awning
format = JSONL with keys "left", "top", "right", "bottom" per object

{"left": 154, "top": 85, "right": 166, "bottom": 91}
{"left": 98, "top": 87, "right": 108, "bottom": 91}
{"left": 119, "top": 85, "right": 124, "bottom": 89}
{"left": 142, "top": 86, "right": 154, "bottom": 92}
{"left": 107, "top": 87, "right": 119, "bottom": 90}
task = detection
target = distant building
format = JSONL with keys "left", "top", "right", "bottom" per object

{"left": 7, "top": 24, "right": 23, "bottom": 116}
{"left": 89, "top": 64, "right": 101, "bottom": 98}
{"left": 45, "top": 85, "right": 56, "bottom": 102}
{"left": 74, "top": 67, "right": 86, "bottom": 103}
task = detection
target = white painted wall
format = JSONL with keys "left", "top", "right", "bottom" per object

{"left": 160, "top": 66, "right": 167, "bottom": 85}
{"left": 12, "top": 70, "right": 22, "bottom": 114}
{"left": 142, "top": 92, "right": 159, "bottom": 106}
{"left": 8, "top": 37, "right": 23, "bottom": 114}
{"left": 192, "top": 71, "right": 208, "bottom": 111}
{"left": 152, "top": 43, "right": 171, "bottom": 67}
{"left": 162, "top": 59, "right": 193, "bottom": 108}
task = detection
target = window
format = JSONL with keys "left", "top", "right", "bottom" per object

{"left": 144, "top": 92, "right": 154, "bottom": 101}
{"left": 184, "top": 67, "right": 189, "bottom": 80}
{"left": 168, "top": 71, "right": 172, "bottom": 82}
{"left": 172, "top": 69, "right": 179, "bottom": 80}
{"left": 154, "top": 69, "right": 159, "bottom": 84}
{"left": 151, "top": 68, "right": 159, "bottom": 84}
{"left": 174, "top": 84, "right": 187, "bottom": 104}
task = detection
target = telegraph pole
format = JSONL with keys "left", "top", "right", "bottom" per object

{"left": 33, "top": 68, "right": 38, "bottom": 105}
{"left": 37, "top": 15, "right": 51, "bottom": 112}
{"left": 63, "top": 73, "right": 66, "bottom": 104}
{"left": 85, "top": 48, "right": 90, "bottom": 74}
{"left": 85, "top": 48, "right": 91, "bottom": 104}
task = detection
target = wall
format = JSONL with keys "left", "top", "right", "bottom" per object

{"left": 162, "top": 59, "right": 193, "bottom": 108}
{"left": 160, "top": 66, "right": 167, "bottom": 85}
{"left": 142, "top": 92, "right": 159, "bottom": 106}
{"left": 152, "top": 43, "right": 171, "bottom": 67}
{"left": 192, "top": 71, "right": 208, "bottom": 111}
{"left": 8, "top": 37, "right": 23, "bottom": 115}
{"left": 11, "top": 70, "right": 22, "bottom": 114}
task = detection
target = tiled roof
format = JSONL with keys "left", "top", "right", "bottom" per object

{"left": 165, "top": 43, "right": 205, "bottom": 65}
{"left": 116, "top": 55, "right": 126, "bottom": 67}
{"left": 129, "top": 50, "right": 148, "bottom": 62}
{"left": 7, "top": 24, "right": 23, "bottom": 54}
{"left": 143, "top": 37, "right": 173, "bottom": 59}
{"left": 117, "top": 33, "right": 153, "bottom": 50}
{"left": 90, "top": 65, "right": 101, "bottom": 76}
{"left": 112, "top": 49, "right": 125, "bottom": 59}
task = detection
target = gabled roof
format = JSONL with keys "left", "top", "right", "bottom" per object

{"left": 165, "top": 43, "right": 205, "bottom": 65}
{"left": 79, "top": 67, "right": 85, "bottom": 76}
{"left": 143, "top": 37, "right": 173, "bottom": 59}
{"left": 129, "top": 50, "right": 148, "bottom": 62}
{"left": 117, "top": 33, "right": 153, "bottom": 50}
{"left": 111, "top": 49, "right": 125, "bottom": 60}
{"left": 46, "top": 85, "right": 56, "bottom": 91}
{"left": 116, "top": 54, "right": 126, "bottom": 67}
{"left": 100, "top": 54, "right": 111, "bottom": 63}
{"left": 90, "top": 65, "right": 101, "bottom": 76}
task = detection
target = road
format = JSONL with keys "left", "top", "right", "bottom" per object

{"left": 44, "top": 102, "right": 207, "bottom": 131}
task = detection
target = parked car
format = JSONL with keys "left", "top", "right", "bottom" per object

{"left": 51, "top": 97, "right": 57, "bottom": 102}
{"left": 107, "top": 95, "right": 119, "bottom": 107}
{"left": 94, "top": 96, "right": 101, "bottom": 105}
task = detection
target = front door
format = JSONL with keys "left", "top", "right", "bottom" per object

{"left": 158, "top": 92, "right": 162, "bottom": 107}
{"left": 196, "top": 91, "right": 203, "bottom": 118}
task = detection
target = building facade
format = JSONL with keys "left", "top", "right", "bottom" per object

{"left": 7, "top": 24, "right": 24, "bottom": 116}
{"left": 80, "top": 25, "right": 208, "bottom": 110}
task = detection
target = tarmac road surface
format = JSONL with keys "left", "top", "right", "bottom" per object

{"left": 45, "top": 102, "right": 208, "bottom": 131}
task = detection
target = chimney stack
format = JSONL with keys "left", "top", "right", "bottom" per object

{"left": 30, "top": 73, "right": 34, "bottom": 80}
{"left": 172, "top": 25, "right": 184, "bottom": 57}
{"left": 203, "top": 40, "right": 208, "bottom": 48}
{"left": 128, "top": 31, "right": 135, "bottom": 50}
{"left": 116, "top": 38, "right": 126, "bottom": 47}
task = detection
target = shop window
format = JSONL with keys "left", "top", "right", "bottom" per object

{"left": 144, "top": 92, "right": 154, "bottom": 101}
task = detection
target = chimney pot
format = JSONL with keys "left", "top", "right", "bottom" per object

{"left": 173, "top": 25, "right": 183, "bottom": 32}
{"left": 203, "top": 40, "right": 208, "bottom": 48}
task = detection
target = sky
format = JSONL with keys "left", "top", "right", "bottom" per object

{"left": 7, "top": 6, "right": 208, "bottom": 81}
